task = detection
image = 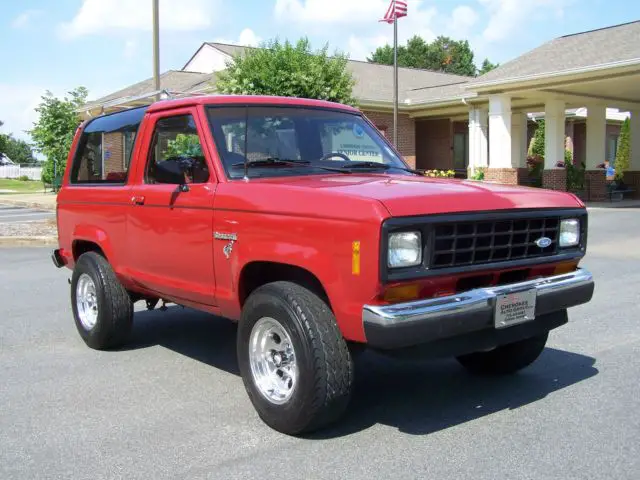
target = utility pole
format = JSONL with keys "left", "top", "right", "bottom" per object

{"left": 152, "top": 0, "right": 160, "bottom": 100}
{"left": 393, "top": 1, "right": 398, "bottom": 147}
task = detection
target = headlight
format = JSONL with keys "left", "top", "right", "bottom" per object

{"left": 559, "top": 219, "right": 580, "bottom": 247}
{"left": 388, "top": 231, "right": 422, "bottom": 268}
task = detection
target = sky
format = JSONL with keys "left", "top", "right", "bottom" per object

{"left": 1, "top": 0, "right": 639, "bottom": 142}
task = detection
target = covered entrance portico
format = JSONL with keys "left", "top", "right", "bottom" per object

{"left": 467, "top": 62, "right": 640, "bottom": 200}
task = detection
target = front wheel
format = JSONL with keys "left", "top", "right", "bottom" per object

{"left": 456, "top": 333, "right": 548, "bottom": 375}
{"left": 237, "top": 281, "right": 354, "bottom": 435}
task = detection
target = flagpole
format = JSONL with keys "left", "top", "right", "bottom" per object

{"left": 393, "top": 0, "right": 398, "bottom": 147}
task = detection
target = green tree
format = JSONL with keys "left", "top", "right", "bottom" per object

{"left": 0, "top": 134, "right": 37, "bottom": 165}
{"left": 614, "top": 117, "right": 630, "bottom": 181}
{"left": 530, "top": 120, "right": 546, "bottom": 158}
{"left": 0, "top": 120, "right": 7, "bottom": 157}
{"left": 478, "top": 58, "right": 500, "bottom": 75}
{"left": 165, "top": 134, "right": 203, "bottom": 158}
{"left": 216, "top": 38, "right": 356, "bottom": 105}
{"left": 368, "top": 35, "right": 491, "bottom": 77}
{"left": 29, "top": 87, "right": 88, "bottom": 184}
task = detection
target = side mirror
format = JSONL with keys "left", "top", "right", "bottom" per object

{"left": 154, "top": 157, "right": 195, "bottom": 189}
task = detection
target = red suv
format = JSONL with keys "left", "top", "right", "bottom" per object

{"left": 52, "top": 95, "right": 594, "bottom": 435}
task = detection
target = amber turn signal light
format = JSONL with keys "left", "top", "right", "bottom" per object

{"left": 382, "top": 284, "right": 420, "bottom": 303}
{"left": 553, "top": 261, "right": 579, "bottom": 276}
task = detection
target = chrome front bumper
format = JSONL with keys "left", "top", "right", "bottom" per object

{"left": 363, "top": 268, "right": 594, "bottom": 350}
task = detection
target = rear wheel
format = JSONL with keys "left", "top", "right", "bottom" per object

{"left": 71, "top": 252, "right": 133, "bottom": 350}
{"left": 237, "top": 281, "right": 353, "bottom": 435}
{"left": 456, "top": 333, "right": 548, "bottom": 375}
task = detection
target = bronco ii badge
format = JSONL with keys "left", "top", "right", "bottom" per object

{"left": 214, "top": 232, "right": 237, "bottom": 259}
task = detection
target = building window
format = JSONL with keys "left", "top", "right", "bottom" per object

{"left": 607, "top": 134, "right": 619, "bottom": 164}
{"left": 453, "top": 132, "right": 468, "bottom": 171}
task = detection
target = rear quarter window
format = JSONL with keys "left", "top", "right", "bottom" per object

{"left": 70, "top": 106, "right": 147, "bottom": 185}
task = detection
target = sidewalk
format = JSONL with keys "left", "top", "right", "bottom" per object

{"left": 586, "top": 199, "right": 640, "bottom": 209}
{"left": 0, "top": 193, "right": 57, "bottom": 211}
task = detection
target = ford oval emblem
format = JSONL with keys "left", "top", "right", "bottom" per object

{"left": 535, "top": 237, "right": 552, "bottom": 248}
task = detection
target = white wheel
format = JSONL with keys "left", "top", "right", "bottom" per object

{"left": 249, "top": 317, "right": 298, "bottom": 405}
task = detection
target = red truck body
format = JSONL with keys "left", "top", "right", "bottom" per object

{"left": 53, "top": 95, "right": 594, "bottom": 434}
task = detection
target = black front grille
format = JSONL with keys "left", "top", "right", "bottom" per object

{"left": 431, "top": 217, "right": 560, "bottom": 269}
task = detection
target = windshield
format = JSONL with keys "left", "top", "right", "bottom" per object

{"left": 206, "top": 106, "right": 410, "bottom": 179}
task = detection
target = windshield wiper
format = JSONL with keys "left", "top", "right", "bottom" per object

{"left": 339, "top": 162, "right": 422, "bottom": 175}
{"left": 231, "top": 157, "right": 351, "bottom": 174}
{"left": 231, "top": 157, "right": 311, "bottom": 168}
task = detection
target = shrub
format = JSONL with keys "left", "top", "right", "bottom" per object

{"left": 18, "top": 175, "right": 30, "bottom": 182}
{"left": 423, "top": 169, "right": 455, "bottom": 178}
{"left": 526, "top": 154, "right": 544, "bottom": 187}
{"left": 564, "top": 150, "right": 585, "bottom": 191}
{"left": 530, "top": 120, "right": 545, "bottom": 158}
{"left": 470, "top": 168, "right": 485, "bottom": 181}
{"left": 614, "top": 118, "right": 630, "bottom": 181}
{"left": 216, "top": 37, "right": 356, "bottom": 105}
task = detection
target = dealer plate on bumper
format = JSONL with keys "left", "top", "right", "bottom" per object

{"left": 495, "top": 289, "right": 537, "bottom": 329}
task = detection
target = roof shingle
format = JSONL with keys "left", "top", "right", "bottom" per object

{"left": 206, "top": 42, "right": 471, "bottom": 104}
{"left": 473, "top": 20, "right": 640, "bottom": 84}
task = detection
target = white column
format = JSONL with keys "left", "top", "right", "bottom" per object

{"left": 488, "top": 95, "right": 512, "bottom": 168}
{"left": 544, "top": 100, "right": 566, "bottom": 169}
{"left": 586, "top": 104, "right": 606, "bottom": 170}
{"left": 630, "top": 110, "right": 640, "bottom": 171}
{"left": 468, "top": 108, "right": 488, "bottom": 172}
{"left": 511, "top": 112, "right": 528, "bottom": 168}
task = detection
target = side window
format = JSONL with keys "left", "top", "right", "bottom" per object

{"left": 72, "top": 133, "right": 103, "bottom": 183}
{"left": 70, "top": 106, "right": 146, "bottom": 184}
{"left": 146, "top": 114, "right": 209, "bottom": 184}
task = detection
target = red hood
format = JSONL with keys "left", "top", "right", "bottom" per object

{"left": 250, "top": 173, "right": 583, "bottom": 217}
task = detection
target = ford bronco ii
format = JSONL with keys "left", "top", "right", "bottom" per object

{"left": 53, "top": 95, "right": 594, "bottom": 435}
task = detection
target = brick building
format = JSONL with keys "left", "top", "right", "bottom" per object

{"left": 81, "top": 21, "right": 640, "bottom": 200}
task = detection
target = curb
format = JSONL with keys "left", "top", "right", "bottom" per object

{"left": 0, "top": 236, "right": 57, "bottom": 247}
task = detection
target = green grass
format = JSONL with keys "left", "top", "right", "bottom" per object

{"left": 0, "top": 178, "right": 46, "bottom": 194}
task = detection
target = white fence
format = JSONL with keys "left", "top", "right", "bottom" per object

{"left": 0, "top": 165, "right": 43, "bottom": 181}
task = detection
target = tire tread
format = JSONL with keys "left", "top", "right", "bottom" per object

{"left": 72, "top": 252, "right": 133, "bottom": 350}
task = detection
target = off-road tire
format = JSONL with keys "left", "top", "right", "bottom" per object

{"left": 237, "top": 281, "right": 354, "bottom": 435}
{"left": 456, "top": 332, "right": 549, "bottom": 375}
{"left": 71, "top": 252, "right": 133, "bottom": 350}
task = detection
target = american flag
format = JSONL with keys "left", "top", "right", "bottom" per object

{"left": 381, "top": 0, "right": 407, "bottom": 23}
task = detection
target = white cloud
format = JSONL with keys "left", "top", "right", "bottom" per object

{"left": 342, "top": 2, "right": 437, "bottom": 61}
{"left": 214, "top": 28, "right": 262, "bottom": 47}
{"left": 58, "top": 0, "right": 219, "bottom": 39}
{"left": 275, "top": 0, "right": 390, "bottom": 24}
{"left": 11, "top": 9, "right": 43, "bottom": 29}
{"left": 450, "top": 6, "right": 478, "bottom": 36}
{"left": 0, "top": 85, "right": 51, "bottom": 141}
{"left": 238, "top": 28, "right": 261, "bottom": 47}
{"left": 479, "top": 0, "right": 568, "bottom": 42}
{"left": 347, "top": 35, "right": 390, "bottom": 61}
{"left": 123, "top": 40, "right": 138, "bottom": 59}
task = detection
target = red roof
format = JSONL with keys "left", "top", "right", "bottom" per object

{"left": 147, "top": 95, "right": 360, "bottom": 113}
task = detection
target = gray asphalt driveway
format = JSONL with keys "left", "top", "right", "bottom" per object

{"left": 1, "top": 208, "right": 639, "bottom": 479}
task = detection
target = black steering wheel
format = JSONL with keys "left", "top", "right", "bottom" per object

{"left": 320, "top": 152, "right": 352, "bottom": 162}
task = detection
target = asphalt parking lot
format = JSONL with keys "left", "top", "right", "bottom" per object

{"left": 1, "top": 208, "right": 639, "bottom": 480}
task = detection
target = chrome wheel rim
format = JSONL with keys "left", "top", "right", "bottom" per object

{"left": 76, "top": 273, "right": 98, "bottom": 330}
{"left": 249, "top": 317, "right": 298, "bottom": 405}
